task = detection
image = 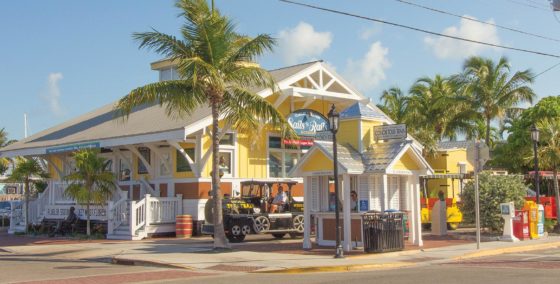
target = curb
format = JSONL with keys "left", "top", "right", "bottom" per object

{"left": 345, "top": 247, "right": 422, "bottom": 259}
{"left": 254, "top": 262, "right": 415, "bottom": 274}
{"left": 111, "top": 257, "right": 194, "bottom": 270}
{"left": 453, "top": 240, "right": 560, "bottom": 260}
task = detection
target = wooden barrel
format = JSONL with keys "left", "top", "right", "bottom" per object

{"left": 176, "top": 215, "right": 193, "bottom": 238}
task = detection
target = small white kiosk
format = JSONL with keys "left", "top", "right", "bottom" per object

{"left": 290, "top": 134, "right": 432, "bottom": 252}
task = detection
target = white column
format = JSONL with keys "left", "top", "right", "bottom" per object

{"left": 342, "top": 174, "right": 352, "bottom": 252}
{"left": 413, "top": 177, "right": 423, "bottom": 246}
{"left": 408, "top": 176, "right": 416, "bottom": 245}
{"left": 303, "top": 176, "right": 312, "bottom": 249}
{"left": 145, "top": 194, "right": 152, "bottom": 226}
{"left": 382, "top": 174, "right": 389, "bottom": 211}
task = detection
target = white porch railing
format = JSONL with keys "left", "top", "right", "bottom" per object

{"left": 149, "top": 195, "right": 183, "bottom": 224}
{"left": 107, "top": 193, "right": 183, "bottom": 239}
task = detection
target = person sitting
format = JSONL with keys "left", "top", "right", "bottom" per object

{"left": 350, "top": 190, "right": 358, "bottom": 211}
{"left": 51, "top": 206, "right": 78, "bottom": 236}
{"left": 269, "top": 186, "right": 287, "bottom": 213}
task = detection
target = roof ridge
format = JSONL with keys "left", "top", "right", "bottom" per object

{"left": 267, "top": 60, "right": 323, "bottom": 72}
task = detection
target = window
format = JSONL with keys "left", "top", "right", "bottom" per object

{"left": 218, "top": 152, "right": 232, "bottom": 176}
{"left": 220, "top": 133, "right": 235, "bottom": 146}
{"left": 268, "top": 135, "right": 308, "bottom": 178}
{"left": 103, "top": 159, "right": 113, "bottom": 172}
{"left": 176, "top": 148, "right": 195, "bottom": 172}
{"left": 159, "top": 152, "right": 171, "bottom": 176}
{"left": 119, "top": 158, "right": 131, "bottom": 181}
{"left": 137, "top": 147, "right": 151, "bottom": 174}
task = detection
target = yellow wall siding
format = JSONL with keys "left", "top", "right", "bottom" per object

{"left": 391, "top": 150, "right": 421, "bottom": 171}
{"left": 445, "top": 149, "right": 473, "bottom": 173}
{"left": 338, "top": 120, "right": 360, "bottom": 150}
{"left": 426, "top": 153, "right": 447, "bottom": 173}
{"left": 237, "top": 132, "right": 268, "bottom": 179}
{"left": 302, "top": 150, "right": 333, "bottom": 172}
{"left": 47, "top": 155, "right": 64, "bottom": 180}
{"left": 361, "top": 120, "right": 383, "bottom": 150}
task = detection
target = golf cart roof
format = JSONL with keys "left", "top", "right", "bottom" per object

{"left": 240, "top": 180, "right": 298, "bottom": 186}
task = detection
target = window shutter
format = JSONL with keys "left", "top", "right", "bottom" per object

{"left": 310, "top": 176, "right": 319, "bottom": 212}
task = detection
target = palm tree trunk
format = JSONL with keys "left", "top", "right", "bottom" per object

{"left": 24, "top": 178, "right": 29, "bottom": 234}
{"left": 87, "top": 187, "right": 91, "bottom": 236}
{"left": 211, "top": 99, "right": 229, "bottom": 249}
{"left": 553, "top": 166, "right": 560, "bottom": 232}
{"left": 485, "top": 116, "right": 491, "bottom": 147}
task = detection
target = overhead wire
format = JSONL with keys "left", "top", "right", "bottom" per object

{"left": 278, "top": 0, "right": 560, "bottom": 58}
{"left": 532, "top": 61, "right": 560, "bottom": 79}
{"left": 392, "top": 0, "right": 560, "bottom": 42}
{"left": 506, "top": 0, "right": 550, "bottom": 11}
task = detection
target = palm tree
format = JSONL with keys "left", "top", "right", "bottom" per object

{"left": 114, "top": 0, "right": 293, "bottom": 249}
{"left": 64, "top": 149, "right": 115, "bottom": 236}
{"left": 456, "top": 56, "right": 535, "bottom": 146}
{"left": 8, "top": 158, "right": 49, "bottom": 234}
{"left": 376, "top": 87, "right": 409, "bottom": 124}
{"left": 408, "top": 75, "right": 477, "bottom": 144}
{"left": 536, "top": 118, "right": 560, "bottom": 230}
{"left": 0, "top": 128, "right": 17, "bottom": 175}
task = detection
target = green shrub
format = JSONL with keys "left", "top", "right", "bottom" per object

{"left": 460, "top": 172, "right": 526, "bottom": 232}
{"left": 545, "top": 219, "right": 557, "bottom": 233}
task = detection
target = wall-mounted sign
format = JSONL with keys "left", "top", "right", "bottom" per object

{"left": 46, "top": 142, "right": 100, "bottom": 154}
{"left": 374, "top": 124, "right": 407, "bottom": 141}
{"left": 287, "top": 109, "right": 329, "bottom": 137}
{"left": 360, "top": 200, "right": 369, "bottom": 211}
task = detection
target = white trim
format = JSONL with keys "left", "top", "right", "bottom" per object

{"left": 125, "top": 145, "right": 154, "bottom": 177}
{"left": 168, "top": 140, "right": 200, "bottom": 178}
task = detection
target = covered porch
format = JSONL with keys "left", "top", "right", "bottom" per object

{"left": 290, "top": 140, "right": 432, "bottom": 252}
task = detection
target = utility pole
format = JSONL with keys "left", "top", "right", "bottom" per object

{"left": 475, "top": 141, "right": 481, "bottom": 250}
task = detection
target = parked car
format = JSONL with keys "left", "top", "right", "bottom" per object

{"left": 202, "top": 180, "right": 304, "bottom": 242}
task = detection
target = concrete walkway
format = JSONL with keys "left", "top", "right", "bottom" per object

{"left": 2, "top": 232, "right": 560, "bottom": 273}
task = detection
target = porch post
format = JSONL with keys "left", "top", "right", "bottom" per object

{"left": 303, "top": 176, "right": 312, "bottom": 249}
{"left": 408, "top": 176, "right": 416, "bottom": 245}
{"left": 342, "top": 174, "right": 352, "bottom": 252}
{"left": 107, "top": 201, "right": 114, "bottom": 236}
{"left": 145, "top": 194, "right": 151, "bottom": 226}
{"left": 413, "top": 177, "right": 423, "bottom": 246}
{"left": 382, "top": 174, "right": 389, "bottom": 211}
{"left": 176, "top": 194, "right": 183, "bottom": 215}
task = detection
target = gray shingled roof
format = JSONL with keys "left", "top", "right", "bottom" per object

{"left": 362, "top": 140, "right": 410, "bottom": 173}
{"left": 1, "top": 103, "right": 211, "bottom": 153}
{"left": 1, "top": 61, "right": 322, "bottom": 155}
{"left": 340, "top": 102, "right": 386, "bottom": 120}
{"left": 314, "top": 141, "right": 364, "bottom": 173}
{"left": 438, "top": 141, "right": 472, "bottom": 150}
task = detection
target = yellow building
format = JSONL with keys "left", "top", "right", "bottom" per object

{"left": 2, "top": 60, "right": 404, "bottom": 239}
{"left": 424, "top": 141, "right": 475, "bottom": 200}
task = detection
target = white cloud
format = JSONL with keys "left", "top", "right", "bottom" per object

{"left": 344, "top": 41, "right": 391, "bottom": 92}
{"left": 424, "top": 16, "right": 501, "bottom": 59}
{"left": 277, "top": 22, "right": 332, "bottom": 65}
{"left": 360, "top": 24, "right": 382, "bottom": 40}
{"left": 41, "top": 72, "right": 64, "bottom": 117}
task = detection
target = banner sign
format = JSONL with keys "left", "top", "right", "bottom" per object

{"left": 283, "top": 139, "right": 314, "bottom": 146}
{"left": 287, "top": 109, "right": 329, "bottom": 137}
{"left": 44, "top": 205, "right": 107, "bottom": 221}
{"left": 374, "top": 124, "right": 407, "bottom": 141}
{"left": 46, "top": 142, "right": 100, "bottom": 154}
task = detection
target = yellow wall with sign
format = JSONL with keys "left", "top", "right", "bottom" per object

{"left": 302, "top": 150, "right": 333, "bottom": 172}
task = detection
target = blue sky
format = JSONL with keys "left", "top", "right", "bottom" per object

{"left": 1, "top": 0, "right": 559, "bottom": 140}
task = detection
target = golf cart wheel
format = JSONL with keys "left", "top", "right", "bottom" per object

{"left": 292, "top": 215, "right": 304, "bottom": 233}
{"left": 253, "top": 216, "right": 270, "bottom": 233}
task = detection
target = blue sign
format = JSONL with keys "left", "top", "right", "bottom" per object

{"left": 287, "top": 109, "right": 329, "bottom": 137}
{"left": 359, "top": 200, "right": 369, "bottom": 211}
{"left": 46, "top": 142, "right": 100, "bottom": 154}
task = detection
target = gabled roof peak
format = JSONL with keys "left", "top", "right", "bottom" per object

{"left": 340, "top": 102, "right": 386, "bottom": 120}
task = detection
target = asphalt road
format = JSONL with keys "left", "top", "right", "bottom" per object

{"left": 2, "top": 245, "right": 560, "bottom": 284}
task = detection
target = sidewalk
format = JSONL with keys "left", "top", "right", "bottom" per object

{"left": 2, "top": 231, "right": 560, "bottom": 273}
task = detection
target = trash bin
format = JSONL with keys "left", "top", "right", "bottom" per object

{"left": 513, "top": 210, "right": 529, "bottom": 240}
{"left": 524, "top": 201, "right": 538, "bottom": 239}
{"left": 362, "top": 211, "right": 404, "bottom": 253}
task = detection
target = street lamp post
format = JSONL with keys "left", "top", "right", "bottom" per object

{"left": 531, "top": 124, "right": 540, "bottom": 205}
{"left": 328, "top": 104, "right": 344, "bottom": 259}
